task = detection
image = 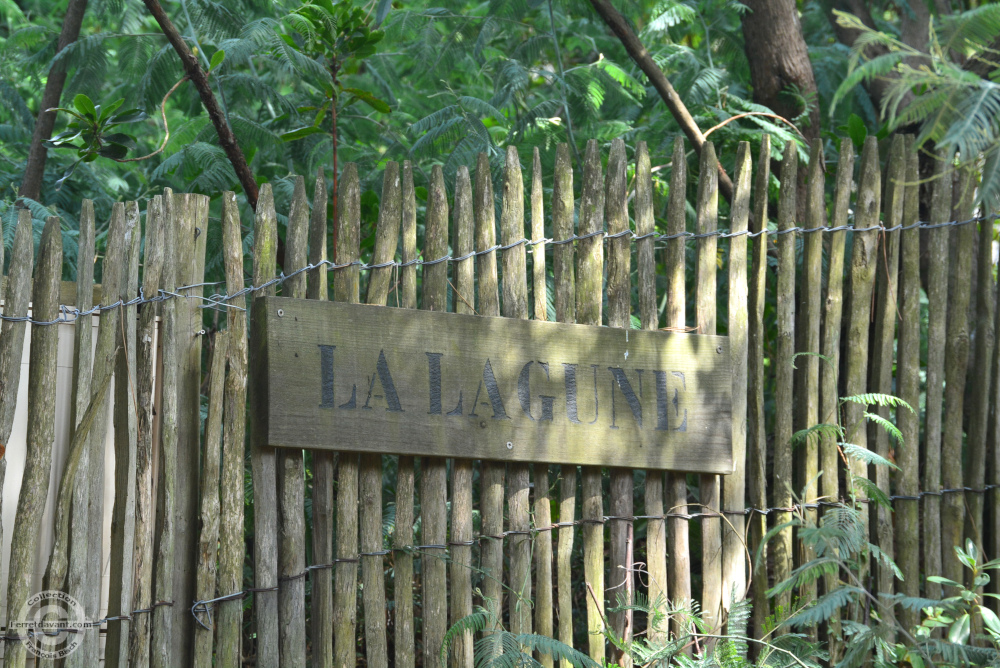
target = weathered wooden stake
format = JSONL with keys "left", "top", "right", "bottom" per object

{"left": 250, "top": 184, "right": 280, "bottom": 667}
{"left": 333, "top": 166, "right": 361, "bottom": 667}
{"left": 606, "top": 138, "right": 633, "bottom": 666}
{"left": 723, "top": 141, "right": 751, "bottom": 616}
{"left": 942, "top": 168, "right": 975, "bottom": 584}
{"left": 130, "top": 195, "right": 161, "bottom": 666}
{"left": 192, "top": 331, "right": 229, "bottom": 668}
{"left": 217, "top": 191, "right": 248, "bottom": 668}
{"left": 747, "top": 136, "right": 771, "bottom": 646}
{"left": 395, "top": 160, "right": 417, "bottom": 668}
{"left": 552, "top": 143, "right": 577, "bottom": 666}
{"left": 277, "top": 176, "right": 309, "bottom": 667}
{"left": 578, "top": 139, "right": 605, "bottom": 662}
{"left": 665, "top": 137, "right": 691, "bottom": 643}
{"left": 895, "top": 138, "right": 922, "bottom": 632}
{"left": 106, "top": 201, "right": 141, "bottom": 668}
{"left": 922, "top": 151, "right": 952, "bottom": 603}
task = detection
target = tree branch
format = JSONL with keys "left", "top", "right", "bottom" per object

{"left": 141, "top": 0, "right": 260, "bottom": 210}
{"left": 586, "top": 0, "right": 735, "bottom": 204}
{"left": 18, "top": 0, "right": 89, "bottom": 203}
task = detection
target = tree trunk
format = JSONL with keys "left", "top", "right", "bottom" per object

{"left": 18, "top": 0, "right": 89, "bottom": 202}
{"left": 740, "top": 0, "right": 822, "bottom": 143}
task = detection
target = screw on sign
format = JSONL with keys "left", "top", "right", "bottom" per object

{"left": 9, "top": 590, "right": 98, "bottom": 659}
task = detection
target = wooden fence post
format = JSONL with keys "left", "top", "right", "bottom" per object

{"left": 870, "top": 136, "right": 904, "bottom": 635}
{"left": 173, "top": 193, "right": 210, "bottom": 665}
{"left": 131, "top": 194, "right": 164, "bottom": 666}
{"left": 475, "top": 151, "right": 504, "bottom": 635}
{"left": 636, "top": 141, "right": 667, "bottom": 644}
{"left": 723, "top": 141, "right": 751, "bottom": 615}
{"left": 361, "top": 161, "right": 402, "bottom": 668}
{"left": 106, "top": 201, "right": 141, "bottom": 668}
{"left": 450, "top": 164, "right": 475, "bottom": 668}
{"left": 795, "top": 140, "right": 824, "bottom": 614}
{"left": 551, "top": 143, "right": 578, "bottom": 666}
{"left": 193, "top": 331, "right": 229, "bottom": 668}
{"left": 773, "top": 141, "right": 798, "bottom": 614}
{"left": 65, "top": 200, "right": 92, "bottom": 666}
{"left": 665, "top": 137, "right": 691, "bottom": 643}
{"left": 333, "top": 166, "right": 361, "bottom": 668}
{"left": 606, "top": 138, "right": 633, "bottom": 666}
{"left": 922, "top": 150, "right": 952, "bottom": 603}
{"left": 529, "top": 147, "right": 554, "bottom": 668}
{"left": 967, "top": 172, "right": 995, "bottom": 553}
{"left": 696, "top": 142, "right": 722, "bottom": 635}
{"left": 896, "top": 137, "right": 922, "bottom": 632}
{"left": 277, "top": 176, "right": 309, "bottom": 667}
{"left": 577, "top": 139, "right": 605, "bottom": 663}
{"left": 152, "top": 193, "right": 180, "bottom": 668}
{"left": 843, "top": 138, "right": 881, "bottom": 591}
{"left": 5, "top": 216, "right": 61, "bottom": 668}
{"left": 501, "top": 145, "right": 531, "bottom": 640}
{"left": 422, "top": 165, "right": 451, "bottom": 668}
{"left": 942, "top": 168, "right": 975, "bottom": 584}
{"left": 747, "top": 136, "right": 771, "bottom": 646}
{"left": 250, "top": 184, "right": 280, "bottom": 667}
{"left": 308, "top": 168, "right": 335, "bottom": 668}
{"left": 74, "top": 202, "right": 128, "bottom": 668}
{"left": 819, "top": 139, "right": 854, "bottom": 660}
{"left": 394, "top": 160, "right": 417, "bottom": 668}
{"left": 217, "top": 191, "right": 248, "bottom": 668}
{"left": 0, "top": 208, "right": 34, "bottom": 589}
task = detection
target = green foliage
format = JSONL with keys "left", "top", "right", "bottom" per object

{"left": 441, "top": 600, "right": 600, "bottom": 668}
{"left": 45, "top": 93, "right": 148, "bottom": 182}
{"left": 832, "top": 6, "right": 1000, "bottom": 206}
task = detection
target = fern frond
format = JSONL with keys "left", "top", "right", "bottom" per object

{"left": 841, "top": 393, "right": 914, "bottom": 413}
{"left": 841, "top": 443, "right": 898, "bottom": 471}
{"left": 852, "top": 476, "right": 893, "bottom": 509}
{"left": 515, "top": 634, "right": 600, "bottom": 667}
{"left": 790, "top": 423, "right": 844, "bottom": 448}
{"left": 863, "top": 412, "right": 904, "bottom": 449}
{"left": 940, "top": 4, "right": 1000, "bottom": 55}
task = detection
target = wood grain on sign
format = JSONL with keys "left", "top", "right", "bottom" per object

{"left": 252, "top": 297, "right": 732, "bottom": 472}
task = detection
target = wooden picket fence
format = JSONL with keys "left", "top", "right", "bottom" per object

{"left": 0, "top": 133, "right": 996, "bottom": 668}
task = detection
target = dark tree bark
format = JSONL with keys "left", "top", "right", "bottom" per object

{"left": 587, "top": 0, "right": 736, "bottom": 205}
{"left": 740, "top": 0, "right": 822, "bottom": 143}
{"left": 141, "top": 0, "right": 260, "bottom": 210}
{"left": 18, "top": 0, "right": 89, "bottom": 202}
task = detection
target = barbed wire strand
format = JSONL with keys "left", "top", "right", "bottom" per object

{"left": 2, "top": 215, "right": 995, "bottom": 328}
{"left": 2, "top": 482, "right": 995, "bottom": 638}
{"left": 2, "top": 214, "right": 996, "bottom": 638}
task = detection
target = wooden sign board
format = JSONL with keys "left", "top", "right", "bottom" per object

{"left": 250, "top": 297, "right": 733, "bottom": 473}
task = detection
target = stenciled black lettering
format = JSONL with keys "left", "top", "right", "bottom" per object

{"left": 482, "top": 359, "right": 509, "bottom": 420}
{"left": 671, "top": 371, "right": 687, "bottom": 432}
{"left": 537, "top": 362, "right": 553, "bottom": 422}
{"left": 654, "top": 371, "right": 669, "bottom": 430}
{"left": 339, "top": 384, "right": 357, "bottom": 410}
{"left": 319, "top": 345, "right": 335, "bottom": 408}
{"left": 563, "top": 363, "right": 580, "bottom": 423}
{"left": 608, "top": 367, "right": 642, "bottom": 428}
{"left": 446, "top": 392, "right": 464, "bottom": 416}
{"left": 426, "top": 352, "right": 443, "bottom": 414}
{"left": 362, "top": 350, "right": 404, "bottom": 412}
{"left": 518, "top": 361, "right": 534, "bottom": 420}
{"left": 469, "top": 380, "right": 483, "bottom": 418}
